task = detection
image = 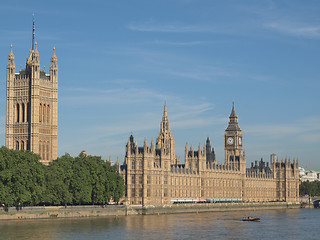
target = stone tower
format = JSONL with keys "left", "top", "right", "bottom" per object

{"left": 6, "top": 21, "right": 58, "bottom": 164}
{"left": 224, "top": 101, "right": 245, "bottom": 171}
{"left": 156, "top": 100, "right": 175, "bottom": 164}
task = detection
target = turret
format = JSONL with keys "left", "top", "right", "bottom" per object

{"left": 50, "top": 47, "right": 58, "bottom": 83}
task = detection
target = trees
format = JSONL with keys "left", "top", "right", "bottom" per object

{"left": 0, "top": 147, "right": 46, "bottom": 206}
{"left": 300, "top": 181, "right": 320, "bottom": 197}
{"left": 0, "top": 147, "right": 125, "bottom": 206}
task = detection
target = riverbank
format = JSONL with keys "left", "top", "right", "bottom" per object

{"left": 0, "top": 202, "right": 300, "bottom": 220}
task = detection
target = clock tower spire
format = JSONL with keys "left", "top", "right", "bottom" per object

{"left": 224, "top": 101, "right": 245, "bottom": 171}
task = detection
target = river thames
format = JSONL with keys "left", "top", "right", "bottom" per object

{"left": 0, "top": 208, "right": 319, "bottom": 240}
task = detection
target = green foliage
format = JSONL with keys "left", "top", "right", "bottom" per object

{"left": 0, "top": 147, "right": 125, "bottom": 206}
{"left": 300, "top": 180, "right": 320, "bottom": 196}
{"left": 0, "top": 147, "right": 46, "bottom": 206}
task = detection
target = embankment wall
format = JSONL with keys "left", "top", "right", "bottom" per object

{"left": 0, "top": 202, "right": 301, "bottom": 220}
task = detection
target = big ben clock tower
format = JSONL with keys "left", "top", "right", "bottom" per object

{"left": 224, "top": 102, "right": 245, "bottom": 172}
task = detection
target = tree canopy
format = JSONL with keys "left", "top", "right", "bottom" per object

{"left": 0, "top": 147, "right": 125, "bottom": 207}
{"left": 300, "top": 180, "right": 320, "bottom": 197}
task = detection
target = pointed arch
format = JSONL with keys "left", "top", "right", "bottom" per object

{"left": 16, "top": 103, "right": 20, "bottom": 122}
{"left": 16, "top": 140, "right": 19, "bottom": 150}
{"left": 21, "top": 140, "right": 24, "bottom": 150}
{"left": 39, "top": 103, "right": 42, "bottom": 122}
{"left": 22, "top": 103, "right": 25, "bottom": 122}
{"left": 43, "top": 104, "right": 46, "bottom": 123}
{"left": 47, "top": 105, "right": 50, "bottom": 123}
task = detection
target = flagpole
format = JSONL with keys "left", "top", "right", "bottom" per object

{"left": 32, "top": 13, "right": 35, "bottom": 50}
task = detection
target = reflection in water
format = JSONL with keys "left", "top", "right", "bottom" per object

{"left": 0, "top": 209, "right": 319, "bottom": 240}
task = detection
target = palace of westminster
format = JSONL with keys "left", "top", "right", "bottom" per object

{"left": 5, "top": 21, "right": 299, "bottom": 205}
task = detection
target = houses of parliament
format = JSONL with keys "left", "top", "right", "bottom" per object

{"left": 117, "top": 101, "right": 300, "bottom": 205}
{"left": 5, "top": 19, "right": 299, "bottom": 204}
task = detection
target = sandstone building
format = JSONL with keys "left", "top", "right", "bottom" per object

{"left": 6, "top": 36, "right": 58, "bottom": 164}
{"left": 118, "top": 102, "right": 299, "bottom": 205}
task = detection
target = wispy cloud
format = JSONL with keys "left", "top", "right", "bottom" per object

{"left": 151, "top": 40, "right": 209, "bottom": 46}
{"left": 245, "top": 116, "right": 320, "bottom": 140}
{"left": 128, "top": 22, "right": 216, "bottom": 33}
{"left": 265, "top": 22, "right": 320, "bottom": 38}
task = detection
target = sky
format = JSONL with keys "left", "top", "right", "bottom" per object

{"left": 0, "top": 0, "right": 319, "bottom": 170}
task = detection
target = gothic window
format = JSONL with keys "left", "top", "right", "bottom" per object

{"left": 47, "top": 105, "right": 50, "bottom": 123}
{"left": 21, "top": 140, "right": 24, "bottom": 150}
{"left": 46, "top": 144, "right": 49, "bottom": 160}
{"left": 131, "top": 189, "right": 135, "bottom": 197}
{"left": 26, "top": 102, "right": 29, "bottom": 122}
{"left": 139, "top": 175, "right": 143, "bottom": 184}
{"left": 43, "top": 104, "right": 46, "bottom": 123}
{"left": 39, "top": 143, "right": 41, "bottom": 156}
{"left": 22, "top": 103, "right": 25, "bottom": 122}
{"left": 39, "top": 104, "right": 42, "bottom": 122}
{"left": 147, "top": 189, "right": 150, "bottom": 197}
{"left": 131, "top": 175, "right": 135, "bottom": 184}
{"left": 42, "top": 144, "right": 45, "bottom": 159}
{"left": 164, "top": 188, "right": 168, "bottom": 197}
{"left": 138, "top": 161, "right": 142, "bottom": 169}
{"left": 147, "top": 176, "right": 151, "bottom": 184}
{"left": 164, "top": 176, "right": 168, "bottom": 185}
{"left": 139, "top": 188, "right": 143, "bottom": 197}
{"left": 16, "top": 103, "right": 20, "bottom": 122}
{"left": 132, "top": 161, "right": 135, "bottom": 169}
{"left": 16, "top": 141, "right": 19, "bottom": 150}
{"left": 53, "top": 70, "right": 56, "bottom": 76}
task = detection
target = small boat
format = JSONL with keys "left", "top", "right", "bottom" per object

{"left": 242, "top": 216, "right": 260, "bottom": 222}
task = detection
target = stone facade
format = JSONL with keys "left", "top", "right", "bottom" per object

{"left": 6, "top": 43, "right": 58, "bottom": 164}
{"left": 117, "top": 102, "right": 299, "bottom": 205}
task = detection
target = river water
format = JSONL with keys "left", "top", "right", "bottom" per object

{"left": 0, "top": 208, "right": 319, "bottom": 240}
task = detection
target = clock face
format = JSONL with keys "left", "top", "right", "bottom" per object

{"left": 239, "top": 137, "right": 242, "bottom": 145}
{"left": 227, "top": 137, "right": 234, "bottom": 145}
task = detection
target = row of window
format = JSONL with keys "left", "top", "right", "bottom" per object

{"left": 14, "top": 103, "right": 51, "bottom": 124}
{"left": 131, "top": 175, "right": 168, "bottom": 185}
{"left": 39, "top": 103, "right": 50, "bottom": 123}
{"left": 39, "top": 142, "right": 50, "bottom": 160}
{"left": 15, "top": 140, "right": 29, "bottom": 150}
{"left": 15, "top": 103, "right": 29, "bottom": 123}
{"left": 131, "top": 188, "right": 168, "bottom": 198}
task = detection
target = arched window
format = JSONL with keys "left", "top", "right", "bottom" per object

{"left": 46, "top": 144, "right": 49, "bottom": 160}
{"left": 39, "top": 104, "right": 42, "bottom": 122}
{"left": 47, "top": 105, "right": 50, "bottom": 123}
{"left": 39, "top": 142, "right": 41, "bottom": 157}
{"left": 22, "top": 103, "right": 25, "bottom": 122}
{"left": 21, "top": 140, "right": 24, "bottom": 150}
{"left": 16, "top": 103, "right": 20, "bottom": 122}
{"left": 16, "top": 141, "right": 19, "bottom": 150}
{"left": 42, "top": 104, "right": 46, "bottom": 123}
{"left": 26, "top": 102, "right": 29, "bottom": 122}
{"left": 43, "top": 144, "right": 45, "bottom": 159}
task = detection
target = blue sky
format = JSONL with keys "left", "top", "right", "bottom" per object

{"left": 0, "top": 0, "right": 319, "bottom": 169}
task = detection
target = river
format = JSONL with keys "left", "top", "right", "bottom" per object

{"left": 0, "top": 208, "right": 319, "bottom": 240}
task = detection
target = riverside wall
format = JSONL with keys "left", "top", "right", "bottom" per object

{"left": 0, "top": 202, "right": 301, "bottom": 220}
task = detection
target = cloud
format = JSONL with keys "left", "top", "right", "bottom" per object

{"left": 265, "top": 22, "right": 320, "bottom": 38}
{"left": 128, "top": 22, "right": 216, "bottom": 33}
{"left": 245, "top": 116, "right": 320, "bottom": 140}
{"left": 151, "top": 40, "right": 208, "bottom": 46}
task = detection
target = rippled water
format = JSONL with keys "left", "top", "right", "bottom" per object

{"left": 0, "top": 209, "right": 319, "bottom": 240}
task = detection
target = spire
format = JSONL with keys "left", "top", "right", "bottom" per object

{"left": 164, "top": 98, "right": 167, "bottom": 116}
{"left": 230, "top": 100, "right": 237, "bottom": 118}
{"left": 8, "top": 44, "right": 14, "bottom": 61}
{"left": 226, "top": 101, "right": 240, "bottom": 131}
{"left": 160, "top": 99, "right": 170, "bottom": 133}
